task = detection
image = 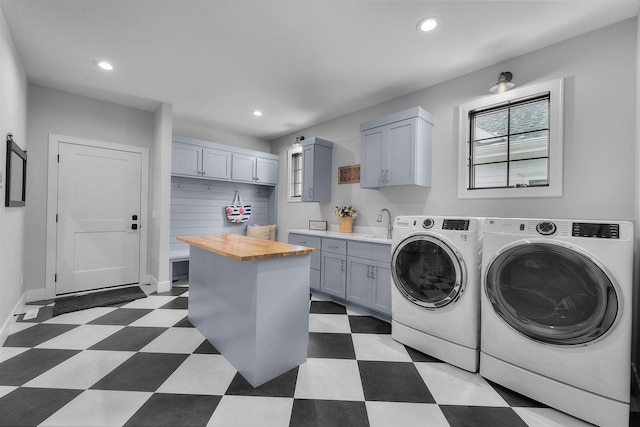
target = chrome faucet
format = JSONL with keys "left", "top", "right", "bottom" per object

{"left": 377, "top": 208, "right": 393, "bottom": 239}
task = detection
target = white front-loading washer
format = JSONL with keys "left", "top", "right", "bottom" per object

{"left": 480, "top": 217, "right": 633, "bottom": 427}
{"left": 391, "top": 215, "right": 483, "bottom": 372}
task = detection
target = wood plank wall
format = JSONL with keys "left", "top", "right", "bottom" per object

{"left": 170, "top": 176, "right": 274, "bottom": 254}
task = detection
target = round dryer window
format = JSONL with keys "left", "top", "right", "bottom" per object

{"left": 485, "top": 243, "right": 619, "bottom": 345}
{"left": 392, "top": 235, "right": 465, "bottom": 309}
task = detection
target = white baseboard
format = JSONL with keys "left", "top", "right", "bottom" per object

{"left": 0, "top": 292, "right": 27, "bottom": 347}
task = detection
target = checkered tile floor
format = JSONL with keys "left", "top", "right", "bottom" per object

{"left": 0, "top": 282, "right": 616, "bottom": 426}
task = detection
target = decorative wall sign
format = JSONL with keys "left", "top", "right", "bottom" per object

{"left": 308, "top": 220, "right": 328, "bottom": 231}
{"left": 338, "top": 164, "right": 360, "bottom": 184}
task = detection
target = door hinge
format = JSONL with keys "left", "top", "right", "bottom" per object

{"left": 56, "top": 214, "right": 58, "bottom": 223}
{"left": 57, "top": 154, "right": 60, "bottom": 163}
{"left": 54, "top": 274, "right": 57, "bottom": 282}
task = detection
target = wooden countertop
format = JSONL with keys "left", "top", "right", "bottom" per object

{"left": 176, "top": 234, "right": 315, "bottom": 261}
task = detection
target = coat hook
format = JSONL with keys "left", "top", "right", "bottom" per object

{"left": 177, "top": 182, "right": 184, "bottom": 188}
{"left": 207, "top": 184, "right": 213, "bottom": 191}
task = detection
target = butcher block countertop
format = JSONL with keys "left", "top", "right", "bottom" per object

{"left": 176, "top": 234, "right": 315, "bottom": 261}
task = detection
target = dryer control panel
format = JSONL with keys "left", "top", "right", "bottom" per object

{"left": 572, "top": 222, "right": 619, "bottom": 239}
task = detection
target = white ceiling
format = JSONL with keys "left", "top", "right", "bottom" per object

{"left": 1, "top": 0, "right": 639, "bottom": 140}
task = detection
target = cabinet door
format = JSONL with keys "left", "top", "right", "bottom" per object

{"left": 385, "top": 118, "right": 416, "bottom": 186}
{"left": 321, "top": 253, "right": 346, "bottom": 298}
{"left": 346, "top": 257, "right": 371, "bottom": 307}
{"left": 301, "top": 144, "right": 315, "bottom": 201}
{"left": 256, "top": 157, "right": 278, "bottom": 185}
{"left": 361, "top": 127, "right": 384, "bottom": 188}
{"left": 231, "top": 153, "right": 256, "bottom": 182}
{"left": 370, "top": 259, "right": 392, "bottom": 315}
{"left": 172, "top": 142, "right": 202, "bottom": 177}
{"left": 202, "top": 148, "right": 231, "bottom": 180}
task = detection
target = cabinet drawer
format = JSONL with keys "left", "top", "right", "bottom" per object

{"left": 348, "top": 241, "right": 391, "bottom": 263}
{"left": 322, "top": 238, "right": 347, "bottom": 255}
{"left": 288, "top": 233, "right": 321, "bottom": 250}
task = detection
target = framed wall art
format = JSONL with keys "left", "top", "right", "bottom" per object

{"left": 338, "top": 164, "right": 360, "bottom": 184}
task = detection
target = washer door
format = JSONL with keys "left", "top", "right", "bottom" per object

{"left": 392, "top": 235, "right": 465, "bottom": 309}
{"left": 485, "top": 243, "right": 619, "bottom": 345}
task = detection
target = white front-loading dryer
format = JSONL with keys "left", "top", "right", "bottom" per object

{"left": 480, "top": 218, "right": 633, "bottom": 427}
{"left": 391, "top": 216, "right": 483, "bottom": 372}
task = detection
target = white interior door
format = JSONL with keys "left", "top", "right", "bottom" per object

{"left": 56, "top": 142, "right": 142, "bottom": 295}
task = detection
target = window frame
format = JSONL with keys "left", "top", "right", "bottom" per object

{"left": 457, "top": 78, "right": 563, "bottom": 199}
{"left": 287, "top": 145, "right": 303, "bottom": 203}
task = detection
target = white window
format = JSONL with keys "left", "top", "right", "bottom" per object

{"left": 287, "top": 146, "right": 302, "bottom": 202}
{"left": 458, "top": 79, "right": 563, "bottom": 199}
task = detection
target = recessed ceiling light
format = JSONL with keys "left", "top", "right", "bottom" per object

{"left": 417, "top": 17, "right": 439, "bottom": 32}
{"left": 97, "top": 61, "right": 114, "bottom": 71}
{"left": 252, "top": 110, "right": 263, "bottom": 117}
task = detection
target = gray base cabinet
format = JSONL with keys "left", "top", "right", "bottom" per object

{"left": 288, "top": 231, "right": 391, "bottom": 317}
{"left": 288, "top": 233, "right": 321, "bottom": 291}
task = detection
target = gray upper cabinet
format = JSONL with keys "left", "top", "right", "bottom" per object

{"left": 232, "top": 153, "right": 278, "bottom": 185}
{"left": 301, "top": 137, "right": 333, "bottom": 202}
{"left": 172, "top": 141, "right": 232, "bottom": 180}
{"left": 360, "top": 106, "right": 433, "bottom": 189}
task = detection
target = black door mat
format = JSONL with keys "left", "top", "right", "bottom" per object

{"left": 53, "top": 286, "right": 147, "bottom": 316}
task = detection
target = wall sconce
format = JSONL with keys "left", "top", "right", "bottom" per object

{"left": 292, "top": 136, "right": 304, "bottom": 148}
{"left": 489, "top": 72, "right": 515, "bottom": 94}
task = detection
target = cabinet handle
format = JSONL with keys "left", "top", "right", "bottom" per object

{"left": 371, "top": 266, "right": 376, "bottom": 279}
{"left": 308, "top": 188, "right": 313, "bottom": 198}
{"left": 340, "top": 260, "right": 345, "bottom": 271}
{"left": 202, "top": 171, "right": 206, "bottom": 175}
{"left": 297, "top": 240, "right": 307, "bottom": 244}
{"left": 328, "top": 245, "right": 338, "bottom": 249}
{"left": 366, "top": 265, "right": 371, "bottom": 278}
{"left": 379, "top": 169, "right": 384, "bottom": 184}
{"left": 385, "top": 169, "right": 389, "bottom": 183}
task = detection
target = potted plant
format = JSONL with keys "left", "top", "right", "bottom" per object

{"left": 333, "top": 203, "right": 357, "bottom": 233}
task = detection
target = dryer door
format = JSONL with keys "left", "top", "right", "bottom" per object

{"left": 392, "top": 235, "right": 465, "bottom": 309}
{"left": 485, "top": 243, "right": 618, "bottom": 345}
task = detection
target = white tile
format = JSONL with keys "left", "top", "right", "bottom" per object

{"left": 513, "top": 407, "right": 596, "bottom": 427}
{"left": 180, "top": 291, "right": 189, "bottom": 297}
{"left": 346, "top": 306, "right": 369, "bottom": 316}
{"left": 207, "top": 396, "right": 293, "bottom": 427}
{"left": 294, "top": 358, "right": 364, "bottom": 401}
{"left": 366, "top": 401, "right": 450, "bottom": 427}
{"left": 351, "top": 333, "right": 412, "bottom": 362}
{"left": 0, "top": 346, "right": 28, "bottom": 363}
{"left": 415, "top": 362, "right": 508, "bottom": 407}
{"left": 35, "top": 325, "right": 124, "bottom": 350}
{"left": 120, "top": 295, "right": 178, "bottom": 309}
{"left": 0, "top": 386, "right": 17, "bottom": 399}
{"left": 39, "top": 389, "right": 152, "bottom": 426}
{"left": 140, "top": 327, "right": 205, "bottom": 354}
{"left": 157, "top": 354, "right": 236, "bottom": 395}
{"left": 128, "top": 309, "right": 188, "bottom": 327}
{"left": 24, "top": 350, "right": 134, "bottom": 389}
{"left": 308, "top": 313, "right": 351, "bottom": 333}
{"left": 43, "top": 307, "right": 117, "bottom": 325}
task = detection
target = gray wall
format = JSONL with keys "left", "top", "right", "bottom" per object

{"left": 0, "top": 6, "right": 27, "bottom": 341}
{"left": 25, "top": 85, "right": 155, "bottom": 294}
{"left": 271, "top": 19, "right": 636, "bottom": 233}
{"left": 173, "top": 120, "right": 271, "bottom": 153}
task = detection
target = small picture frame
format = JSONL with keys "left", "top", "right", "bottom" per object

{"left": 309, "top": 220, "right": 328, "bottom": 231}
{"left": 338, "top": 164, "right": 360, "bottom": 184}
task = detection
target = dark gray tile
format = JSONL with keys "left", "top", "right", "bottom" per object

{"left": 91, "top": 352, "right": 188, "bottom": 392}
{"left": 348, "top": 316, "right": 391, "bottom": 334}
{"left": 154, "top": 287, "right": 189, "bottom": 297}
{"left": 487, "top": 380, "right": 547, "bottom": 408}
{"left": 404, "top": 345, "right": 444, "bottom": 363}
{"left": 358, "top": 360, "right": 435, "bottom": 403}
{"left": 88, "top": 308, "right": 154, "bottom": 325}
{"left": 88, "top": 326, "right": 167, "bottom": 351}
{"left": 193, "top": 339, "right": 219, "bottom": 354}
{"left": 440, "top": 405, "right": 529, "bottom": 427}
{"left": 225, "top": 367, "right": 298, "bottom": 397}
{"left": 289, "top": 399, "right": 369, "bottom": 427}
{"left": 4, "top": 324, "right": 78, "bottom": 348}
{"left": 309, "top": 301, "right": 347, "bottom": 314}
{"left": 0, "top": 349, "right": 80, "bottom": 386}
{"left": 308, "top": 333, "right": 355, "bottom": 359}
{"left": 173, "top": 316, "right": 194, "bottom": 328}
{"left": 0, "top": 387, "right": 82, "bottom": 426}
{"left": 159, "top": 297, "right": 188, "bottom": 310}
{"left": 124, "top": 393, "right": 220, "bottom": 427}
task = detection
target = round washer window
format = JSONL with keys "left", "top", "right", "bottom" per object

{"left": 486, "top": 243, "right": 618, "bottom": 345}
{"left": 392, "top": 235, "right": 465, "bottom": 309}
